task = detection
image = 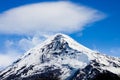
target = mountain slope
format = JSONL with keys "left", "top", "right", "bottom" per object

{"left": 0, "top": 33, "right": 120, "bottom": 80}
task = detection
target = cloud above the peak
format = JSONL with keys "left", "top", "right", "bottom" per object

{"left": 0, "top": 1, "right": 105, "bottom": 35}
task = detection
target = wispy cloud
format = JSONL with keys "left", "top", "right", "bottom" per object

{"left": 0, "top": 1, "right": 104, "bottom": 35}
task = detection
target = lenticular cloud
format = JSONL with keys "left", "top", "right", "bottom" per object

{"left": 0, "top": 1, "right": 104, "bottom": 35}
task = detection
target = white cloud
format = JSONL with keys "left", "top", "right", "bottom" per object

{"left": 4, "top": 34, "right": 44, "bottom": 52}
{"left": 18, "top": 34, "right": 44, "bottom": 51}
{"left": 0, "top": 1, "right": 104, "bottom": 35}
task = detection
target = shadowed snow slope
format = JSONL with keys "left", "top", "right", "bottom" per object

{"left": 0, "top": 33, "right": 120, "bottom": 80}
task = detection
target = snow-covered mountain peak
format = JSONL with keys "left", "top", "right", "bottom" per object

{"left": 0, "top": 33, "right": 120, "bottom": 80}
{"left": 37, "top": 33, "right": 94, "bottom": 53}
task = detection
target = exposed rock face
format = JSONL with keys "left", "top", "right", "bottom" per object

{"left": 74, "top": 60, "right": 120, "bottom": 80}
{"left": 0, "top": 33, "right": 120, "bottom": 80}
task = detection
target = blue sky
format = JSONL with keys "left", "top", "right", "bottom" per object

{"left": 0, "top": 0, "right": 120, "bottom": 68}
